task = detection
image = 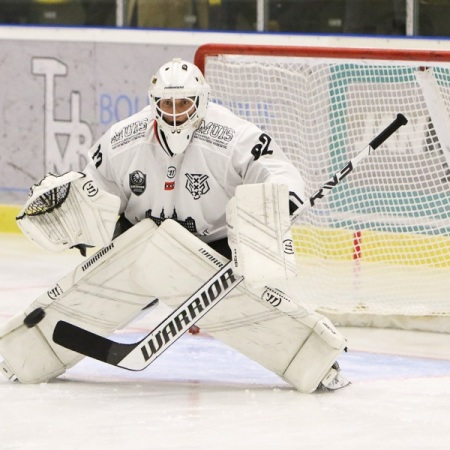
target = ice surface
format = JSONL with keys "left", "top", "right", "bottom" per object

{"left": 1, "top": 234, "right": 450, "bottom": 449}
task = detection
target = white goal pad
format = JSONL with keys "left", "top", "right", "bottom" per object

{"left": 227, "top": 183, "right": 298, "bottom": 286}
{"left": 0, "top": 219, "right": 160, "bottom": 383}
{"left": 0, "top": 219, "right": 346, "bottom": 391}
{"left": 17, "top": 172, "right": 120, "bottom": 253}
{"left": 131, "top": 220, "right": 347, "bottom": 393}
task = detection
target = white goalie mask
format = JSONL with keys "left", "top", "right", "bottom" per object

{"left": 148, "top": 58, "right": 210, "bottom": 155}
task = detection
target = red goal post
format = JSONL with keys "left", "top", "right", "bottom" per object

{"left": 195, "top": 43, "right": 450, "bottom": 72}
{"left": 195, "top": 43, "right": 450, "bottom": 333}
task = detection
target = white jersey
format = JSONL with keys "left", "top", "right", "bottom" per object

{"left": 83, "top": 102, "right": 305, "bottom": 243}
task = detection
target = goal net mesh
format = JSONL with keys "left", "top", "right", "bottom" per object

{"left": 198, "top": 47, "right": 450, "bottom": 331}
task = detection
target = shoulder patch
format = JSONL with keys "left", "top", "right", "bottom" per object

{"left": 194, "top": 120, "right": 235, "bottom": 149}
{"left": 129, "top": 170, "right": 146, "bottom": 195}
{"left": 111, "top": 118, "right": 149, "bottom": 150}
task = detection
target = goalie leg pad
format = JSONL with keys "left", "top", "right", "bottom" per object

{"left": 0, "top": 219, "right": 160, "bottom": 383}
{"left": 0, "top": 317, "right": 67, "bottom": 383}
{"left": 197, "top": 287, "right": 347, "bottom": 393}
{"left": 0, "top": 217, "right": 347, "bottom": 390}
{"left": 130, "top": 220, "right": 347, "bottom": 393}
{"left": 282, "top": 315, "right": 346, "bottom": 393}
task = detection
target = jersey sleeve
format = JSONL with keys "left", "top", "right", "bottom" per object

{"left": 83, "top": 130, "right": 129, "bottom": 213}
{"left": 230, "top": 122, "right": 306, "bottom": 213}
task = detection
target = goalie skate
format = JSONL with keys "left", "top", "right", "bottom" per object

{"left": 319, "top": 362, "right": 351, "bottom": 391}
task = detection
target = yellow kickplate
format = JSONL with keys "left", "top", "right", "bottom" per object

{"left": 0, "top": 205, "right": 21, "bottom": 233}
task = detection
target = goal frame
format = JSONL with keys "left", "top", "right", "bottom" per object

{"left": 194, "top": 43, "right": 450, "bottom": 73}
{"left": 194, "top": 43, "right": 450, "bottom": 333}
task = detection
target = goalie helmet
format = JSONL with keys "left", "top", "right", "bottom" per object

{"left": 148, "top": 58, "right": 210, "bottom": 155}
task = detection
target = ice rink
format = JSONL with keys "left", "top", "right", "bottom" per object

{"left": 2, "top": 233, "right": 450, "bottom": 450}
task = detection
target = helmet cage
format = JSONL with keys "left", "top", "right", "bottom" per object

{"left": 149, "top": 59, "right": 210, "bottom": 155}
{"left": 153, "top": 94, "right": 202, "bottom": 133}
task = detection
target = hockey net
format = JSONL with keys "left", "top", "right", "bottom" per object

{"left": 195, "top": 44, "right": 450, "bottom": 332}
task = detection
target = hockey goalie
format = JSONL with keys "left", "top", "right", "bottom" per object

{"left": 0, "top": 58, "right": 349, "bottom": 393}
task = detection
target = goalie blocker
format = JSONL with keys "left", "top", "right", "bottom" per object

{"left": 0, "top": 184, "right": 347, "bottom": 393}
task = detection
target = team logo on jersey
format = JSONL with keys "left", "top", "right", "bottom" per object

{"left": 167, "top": 166, "right": 176, "bottom": 178}
{"left": 129, "top": 170, "right": 146, "bottom": 196}
{"left": 185, "top": 173, "right": 210, "bottom": 200}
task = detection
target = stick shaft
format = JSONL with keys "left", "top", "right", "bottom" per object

{"left": 291, "top": 113, "right": 408, "bottom": 223}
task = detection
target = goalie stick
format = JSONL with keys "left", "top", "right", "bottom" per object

{"left": 52, "top": 113, "right": 408, "bottom": 371}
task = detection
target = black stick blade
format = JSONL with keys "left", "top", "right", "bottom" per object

{"left": 53, "top": 321, "right": 135, "bottom": 366}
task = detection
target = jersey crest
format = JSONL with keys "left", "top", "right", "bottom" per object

{"left": 185, "top": 173, "right": 210, "bottom": 200}
{"left": 129, "top": 170, "right": 146, "bottom": 196}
